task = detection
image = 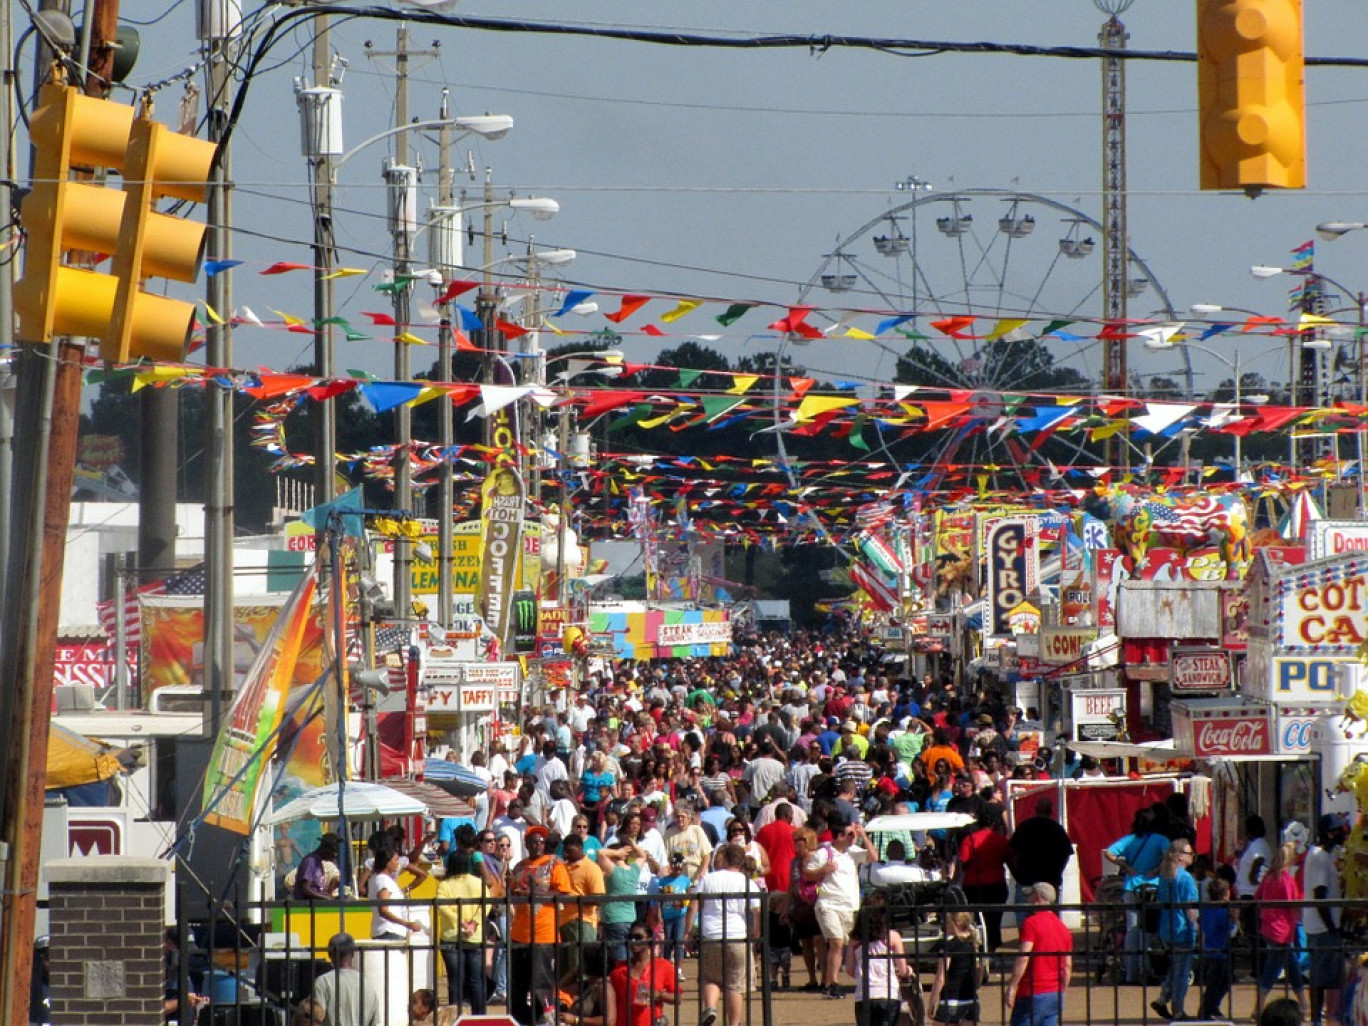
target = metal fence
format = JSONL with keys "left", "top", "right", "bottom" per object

{"left": 169, "top": 882, "right": 1364, "bottom": 1026}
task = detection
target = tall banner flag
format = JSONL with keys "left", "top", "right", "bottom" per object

{"left": 477, "top": 466, "right": 526, "bottom": 653}
{"left": 850, "top": 560, "right": 899, "bottom": 612}
{"left": 985, "top": 517, "right": 1039, "bottom": 638}
{"left": 202, "top": 572, "right": 318, "bottom": 834}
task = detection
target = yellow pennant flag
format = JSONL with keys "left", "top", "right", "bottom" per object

{"left": 727, "top": 375, "right": 760, "bottom": 395}
{"left": 660, "top": 299, "right": 702, "bottom": 323}
{"left": 131, "top": 366, "right": 195, "bottom": 392}
{"left": 396, "top": 332, "right": 429, "bottom": 346}
{"left": 1299, "top": 313, "right": 1336, "bottom": 329}
{"left": 794, "top": 395, "right": 859, "bottom": 423}
{"left": 410, "top": 386, "right": 445, "bottom": 407}
{"left": 323, "top": 267, "right": 368, "bottom": 280}
{"left": 638, "top": 410, "right": 682, "bottom": 430}
{"left": 1088, "top": 421, "right": 1128, "bottom": 442}
{"left": 986, "top": 318, "right": 1029, "bottom": 341}
{"left": 843, "top": 328, "right": 876, "bottom": 340}
{"left": 201, "top": 301, "right": 225, "bottom": 325}
{"left": 273, "top": 309, "right": 306, "bottom": 327}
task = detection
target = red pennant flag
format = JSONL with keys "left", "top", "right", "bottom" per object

{"left": 605, "top": 295, "right": 650, "bottom": 323}
{"left": 245, "top": 373, "right": 317, "bottom": 398}
{"left": 306, "top": 380, "right": 358, "bottom": 401}
{"left": 789, "top": 377, "right": 815, "bottom": 398}
{"left": 1097, "top": 321, "right": 1133, "bottom": 340}
{"left": 496, "top": 318, "right": 528, "bottom": 340}
{"left": 931, "top": 316, "right": 977, "bottom": 339}
{"left": 1242, "top": 315, "right": 1285, "bottom": 333}
{"left": 768, "top": 306, "right": 815, "bottom": 333}
{"left": 259, "top": 262, "right": 313, "bottom": 275}
{"left": 641, "top": 324, "right": 665, "bottom": 336}
{"left": 454, "top": 330, "right": 479, "bottom": 352}
{"left": 362, "top": 311, "right": 397, "bottom": 326}
{"left": 437, "top": 280, "right": 481, "bottom": 304}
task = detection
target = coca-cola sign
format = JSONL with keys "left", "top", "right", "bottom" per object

{"left": 1193, "top": 716, "right": 1272, "bottom": 757}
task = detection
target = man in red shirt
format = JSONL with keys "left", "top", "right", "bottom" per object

{"left": 609, "top": 925, "right": 679, "bottom": 1026}
{"left": 1005, "top": 882, "right": 1073, "bottom": 1026}
{"left": 755, "top": 803, "right": 798, "bottom": 893}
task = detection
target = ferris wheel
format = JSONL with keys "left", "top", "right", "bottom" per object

{"left": 794, "top": 187, "right": 1193, "bottom": 488}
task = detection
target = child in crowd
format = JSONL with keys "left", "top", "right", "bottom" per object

{"left": 649, "top": 853, "right": 693, "bottom": 979}
{"left": 1198, "top": 876, "right": 1235, "bottom": 1020}
{"left": 408, "top": 988, "right": 436, "bottom": 1025}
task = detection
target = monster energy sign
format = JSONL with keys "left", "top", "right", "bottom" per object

{"left": 477, "top": 466, "right": 526, "bottom": 652}
{"left": 511, "top": 590, "right": 539, "bottom": 654}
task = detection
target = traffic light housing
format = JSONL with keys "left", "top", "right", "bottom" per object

{"left": 15, "top": 81, "right": 216, "bottom": 362}
{"left": 106, "top": 110, "right": 216, "bottom": 363}
{"left": 1197, "top": 0, "right": 1305, "bottom": 194}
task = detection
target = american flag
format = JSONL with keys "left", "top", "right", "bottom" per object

{"left": 95, "top": 565, "right": 206, "bottom": 648}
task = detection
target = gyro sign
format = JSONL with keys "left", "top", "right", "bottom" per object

{"left": 985, "top": 517, "right": 1039, "bottom": 638}
{"left": 1169, "top": 647, "right": 1232, "bottom": 693}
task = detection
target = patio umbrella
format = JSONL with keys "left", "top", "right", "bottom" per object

{"left": 265, "top": 780, "right": 427, "bottom": 824}
{"left": 380, "top": 777, "right": 478, "bottom": 820}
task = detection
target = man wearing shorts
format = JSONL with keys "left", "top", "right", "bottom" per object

{"left": 803, "top": 817, "right": 863, "bottom": 999}
{"left": 686, "top": 844, "right": 761, "bottom": 1026}
{"left": 1304, "top": 814, "right": 1350, "bottom": 1026}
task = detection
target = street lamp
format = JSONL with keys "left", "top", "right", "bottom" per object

{"left": 1253, "top": 262, "right": 1368, "bottom": 474}
{"left": 1144, "top": 335, "right": 1280, "bottom": 477}
{"left": 1305, "top": 225, "right": 1368, "bottom": 513}
{"left": 1189, "top": 302, "right": 1261, "bottom": 318}
{"left": 423, "top": 169, "right": 561, "bottom": 629}
{"left": 537, "top": 349, "right": 621, "bottom": 605}
{"left": 1317, "top": 221, "right": 1368, "bottom": 240}
{"left": 294, "top": 88, "right": 514, "bottom": 532}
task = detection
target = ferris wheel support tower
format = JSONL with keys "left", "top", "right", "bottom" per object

{"left": 1099, "top": 2, "right": 1133, "bottom": 471}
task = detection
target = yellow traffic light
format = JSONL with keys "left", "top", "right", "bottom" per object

{"left": 14, "top": 81, "right": 216, "bottom": 363}
{"left": 1198, "top": 0, "right": 1305, "bottom": 194}
{"left": 15, "top": 83, "right": 134, "bottom": 343}
{"left": 105, "top": 108, "right": 217, "bottom": 364}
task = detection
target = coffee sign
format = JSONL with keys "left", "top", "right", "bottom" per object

{"left": 1170, "top": 648, "right": 1232, "bottom": 693}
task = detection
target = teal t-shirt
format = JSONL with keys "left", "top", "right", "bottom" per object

{"left": 603, "top": 862, "right": 642, "bottom": 924}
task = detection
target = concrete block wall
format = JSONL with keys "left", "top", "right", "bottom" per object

{"left": 45, "top": 856, "right": 168, "bottom": 1025}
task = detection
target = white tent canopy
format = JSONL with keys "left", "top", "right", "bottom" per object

{"left": 1067, "top": 738, "right": 1187, "bottom": 761}
{"left": 266, "top": 780, "right": 427, "bottom": 824}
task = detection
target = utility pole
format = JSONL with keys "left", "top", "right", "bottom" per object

{"left": 1, "top": 2, "right": 106, "bottom": 1013}
{"left": 202, "top": 2, "right": 236, "bottom": 740}
{"left": 433, "top": 97, "right": 456, "bottom": 629}
{"left": 0, "top": 0, "right": 16, "bottom": 628}
{"left": 309, "top": 21, "right": 337, "bottom": 515}
{"left": 370, "top": 26, "right": 437, "bottom": 624}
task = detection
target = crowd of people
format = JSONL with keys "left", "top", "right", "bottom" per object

{"left": 351, "top": 623, "right": 1077, "bottom": 1026}
{"left": 279, "top": 622, "right": 1349, "bottom": 1026}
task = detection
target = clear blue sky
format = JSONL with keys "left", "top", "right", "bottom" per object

{"left": 109, "top": 2, "right": 1368, "bottom": 396}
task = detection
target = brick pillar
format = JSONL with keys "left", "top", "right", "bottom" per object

{"left": 45, "top": 855, "right": 169, "bottom": 1025}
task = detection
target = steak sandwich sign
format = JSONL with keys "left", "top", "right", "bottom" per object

{"left": 1169, "top": 648, "right": 1232, "bottom": 693}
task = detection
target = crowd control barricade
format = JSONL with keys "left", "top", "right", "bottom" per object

{"left": 166, "top": 881, "right": 1361, "bottom": 1026}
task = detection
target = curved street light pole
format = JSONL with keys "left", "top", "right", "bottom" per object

{"left": 1253, "top": 262, "right": 1368, "bottom": 500}
{"left": 426, "top": 179, "right": 559, "bottom": 628}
